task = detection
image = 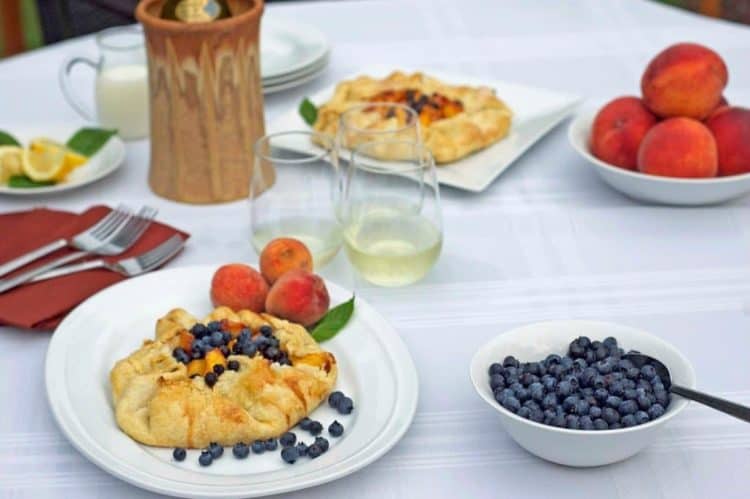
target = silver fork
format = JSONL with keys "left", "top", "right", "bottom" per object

{"left": 0, "top": 204, "right": 133, "bottom": 278}
{"left": 32, "top": 235, "right": 185, "bottom": 282}
{"left": 0, "top": 206, "right": 158, "bottom": 293}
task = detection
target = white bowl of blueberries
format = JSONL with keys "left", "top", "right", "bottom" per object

{"left": 470, "top": 320, "right": 696, "bottom": 467}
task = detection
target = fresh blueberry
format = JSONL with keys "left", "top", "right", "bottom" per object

{"left": 634, "top": 411, "right": 650, "bottom": 425}
{"left": 580, "top": 415, "right": 595, "bottom": 430}
{"left": 207, "top": 321, "right": 221, "bottom": 332}
{"left": 232, "top": 342, "right": 243, "bottom": 355}
{"left": 605, "top": 396, "right": 622, "bottom": 409}
{"left": 576, "top": 399, "right": 590, "bottom": 416}
{"left": 315, "top": 436, "right": 330, "bottom": 452}
{"left": 337, "top": 397, "right": 354, "bottom": 415}
{"left": 198, "top": 450, "right": 213, "bottom": 466}
{"left": 636, "top": 394, "right": 652, "bottom": 411}
{"left": 295, "top": 442, "right": 308, "bottom": 456}
{"left": 299, "top": 417, "right": 313, "bottom": 431}
{"left": 591, "top": 375, "right": 605, "bottom": 389}
{"left": 279, "top": 432, "right": 297, "bottom": 447}
{"left": 281, "top": 446, "right": 299, "bottom": 464}
{"left": 545, "top": 354, "right": 561, "bottom": 366}
{"left": 569, "top": 342, "right": 585, "bottom": 359}
{"left": 265, "top": 438, "right": 278, "bottom": 451}
{"left": 602, "top": 407, "right": 620, "bottom": 424}
{"left": 593, "top": 418, "right": 609, "bottom": 430}
{"left": 560, "top": 357, "right": 574, "bottom": 371}
{"left": 204, "top": 372, "right": 218, "bottom": 388}
{"left": 489, "top": 363, "right": 504, "bottom": 376}
{"left": 593, "top": 388, "right": 608, "bottom": 403}
{"left": 609, "top": 381, "right": 625, "bottom": 397}
{"left": 622, "top": 379, "right": 637, "bottom": 390}
{"left": 529, "top": 408, "right": 544, "bottom": 423}
{"left": 208, "top": 442, "right": 223, "bottom": 459}
{"left": 232, "top": 443, "right": 250, "bottom": 459}
{"left": 556, "top": 380, "right": 573, "bottom": 398}
{"left": 562, "top": 396, "right": 579, "bottom": 413}
{"left": 489, "top": 374, "right": 505, "bottom": 391}
{"left": 238, "top": 329, "right": 251, "bottom": 343}
{"left": 517, "top": 406, "right": 532, "bottom": 419}
{"left": 652, "top": 382, "right": 665, "bottom": 393}
{"left": 227, "top": 360, "right": 240, "bottom": 371}
{"left": 648, "top": 404, "right": 665, "bottom": 419}
{"left": 308, "top": 421, "right": 323, "bottom": 436}
{"left": 259, "top": 325, "right": 273, "bottom": 337}
{"left": 514, "top": 387, "right": 529, "bottom": 402}
{"left": 588, "top": 406, "right": 602, "bottom": 419}
{"left": 623, "top": 388, "right": 638, "bottom": 400}
{"left": 210, "top": 332, "right": 223, "bottom": 345}
{"left": 566, "top": 414, "right": 580, "bottom": 429}
{"left": 219, "top": 345, "right": 230, "bottom": 357}
{"left": 529, "top": 383, "right": 545, "bottom": 402}
{"left": 213, "top": 364, "right": 225, "bottom": 375}
{"left": 553, "top": 413, "right": 567, "bottom": 428}
{"left": 251, "top": 440, "right": 265, "bottom": 454}
{"left": 520, "top": 373, "right": 538, "bottom": 387}
{"left": 222, "top": 331, "right": 232, "bottom": 344}
{"left": 328, "top": 420, "right": 344, "bottom": 437}
{"left": 594, "top": 346, "right": 608, "bottom": 361}
{"left": 307, "top": 443, "right": 323, "bottom": 459}
{"left": 241, "top": 343, "right": 257, "bottom": 356}
{"left": 595, "top": 359, "right": 613, "bottom": 375}
{"left": 265, "top": 346, "right": 280, "bottom": 361}
{"left": 603, "top": 337, "right": 618, "bottom": 349}
{"left": 543, "top": 409, "right": 556, "bottom": 424}
{"left": 609, "top": 422, "right": 622, "bottom": 429}
{"left": 541, "top": 393, "right": 557, "bottom": 410}
{"left": 504, "top": 366, "right": 519, "bottom": 381}
{"left": 580, "top": 368, "right": 597, "bottom": 388}
{"left": 641, "top": 365, "right": 657, "bottom": 380}
{"left": 201, "top": 342, "right": 214, "bottom": 354}
{"left": 541, "top": 375, "right": 557, "bottom": 392}
{"left": 328, "top": 391, "right": 345, "bottom": 408}
{"left": 173, "top": 447, "right": 186, "bottom": 461}
{"left": 191, "top": 323, "right": 208, "bottom": 337}
{"left": 618, "top": 400, "right": 638, "bottom": 416}
{"left": 503, "top": 356, "right": 520, "bottom": 368}
{"left": 621, "top": 414, "right": 637, "bottom": 427}
{"left": 526, "top": 362, "right": 542, "bottom": 375}
{"left": 502, "top": 396, "right": 521, "bottom": 413}
{"left": 626, "top": 367, "right": 640, "bottom": 380}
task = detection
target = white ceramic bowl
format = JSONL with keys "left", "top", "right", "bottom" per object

{"left": 470, "top": 320, "right": 696, "bottom": 467}
{"left": 568, "top": 112, "right": 750, "bottom": 205}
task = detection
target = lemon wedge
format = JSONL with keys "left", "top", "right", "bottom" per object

{"left": 0, "top": 146, "right": 23, "bottom": 183}
{"left": 21, "top": 138, "right": 87, "bottom": 182}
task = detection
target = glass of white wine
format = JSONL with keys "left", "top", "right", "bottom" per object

{"left": 250, "top": 131, "right": 342, "bottom": 267}
{"left": 340, "top": 140, "right": 443, "bottom": 287}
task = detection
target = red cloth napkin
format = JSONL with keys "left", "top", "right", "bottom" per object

{"left": 0, "top": 206, "right": 189, "bottom": 331}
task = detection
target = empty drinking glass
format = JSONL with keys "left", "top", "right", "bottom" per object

{"left": 250, "top": 131, "right": 342, "bottom": 267}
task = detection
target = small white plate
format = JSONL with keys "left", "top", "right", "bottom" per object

{"left": 268, "top": 66, "right": 581, "bottom": 192}
{"left": 263, "top": 53, "right": 329, "bottom": 86}
{"left": 261, "top": 17, "right": 330, "bottom": 80}
{"left": 45, "top": 265, "right": 418, "bottom": 498}
{"left": 568, "top": 111, "right": 750, "bottom": 205}
{"left": 0, "top": 125, "right": 126, "bottom": 196}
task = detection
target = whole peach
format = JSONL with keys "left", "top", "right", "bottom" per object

{"left": 260, "top": 238, "right": 313, "bottom": 285}
{"left": 706, "top": 106, "right": 750, "bottom": 176}
{"left": 637, "top": 117, "right": 718, "bottom": 178}
{"left": 590, "top": 96, "right": 658, "bottom": 170}
{"left": 641, "top": 43, "right": 728, "bottom": 119}
{"left": 265, "top": 269, "right": 330, "bottom": 327}
{"left": 210, "top": 264, "right": 269, "bottom": 312}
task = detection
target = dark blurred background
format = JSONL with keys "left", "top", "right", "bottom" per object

{"left": 1, "top": 0, "right": 749, "bottom": 58}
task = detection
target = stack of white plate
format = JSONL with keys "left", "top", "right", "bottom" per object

{"left": 261, "top": 17, "right": 330, "bottom": 94}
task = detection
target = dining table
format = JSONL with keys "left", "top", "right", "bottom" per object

{"left": 2, "top": 0, "right": 750, "bottom": 497}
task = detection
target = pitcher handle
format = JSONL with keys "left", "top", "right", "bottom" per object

{"left": 59, "top": 56, "right": 98, "bottom": 121}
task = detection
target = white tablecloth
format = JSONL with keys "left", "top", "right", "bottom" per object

{"left": 3, "top": 0, "right": 750, "bottom": 497}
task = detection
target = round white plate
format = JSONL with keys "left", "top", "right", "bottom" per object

{"left": 45, "top": 265, "right": 418, "bottom": 498}
{"left": 263, "top": 62, "right": 328, "bottom": 95}
{"left": 261, "top": 17, "right": 330, "bottom": 80}
{"left": 568, "top": 111, "right": 750, "bottom": 205}
{"left": 262, "top": 53, "right": 329, "bottom": 86}
{"left": 0, "top": 125, "right": 126, "bottom": 196}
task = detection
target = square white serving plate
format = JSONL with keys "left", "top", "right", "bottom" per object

{"left": 268, "top": 66, "right": 581, "bottom": 192}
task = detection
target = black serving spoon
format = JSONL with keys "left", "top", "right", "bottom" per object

{"left": 624, "top": 353, "right": 750, "bottom": 423}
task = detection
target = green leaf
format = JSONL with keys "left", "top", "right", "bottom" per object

{"left": 299, "top": 98, "right": 318, "bottom": 126}
{"left": 310, "top": 296, "right": 355, "bottom": 343}
{"left": 0, "top": 130, "right": 21, "bottom": 146}
{"left": 7, "top": 175, "right": 55, "bottom": 188}
{"left": 66, "top": 128, "right": 118, "bottom": 157}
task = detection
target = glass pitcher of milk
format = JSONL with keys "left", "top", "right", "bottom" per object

{"left": 59, "top": 26, "right": 149, "bottom": 140}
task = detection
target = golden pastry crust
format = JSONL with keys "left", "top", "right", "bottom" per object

{"left": 110, "top": 307, "right": 337, "bottom": 448}
{"left": 313, "top": 71, "right": 513, "bottom": 163}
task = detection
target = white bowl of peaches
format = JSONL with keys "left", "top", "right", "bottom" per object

{"left": 569, "top": 42, "right": 750, "bottom": 205}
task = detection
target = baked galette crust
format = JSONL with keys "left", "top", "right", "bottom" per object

{"left": 110, "top": 307, "right": 337, "bottom": 448}
{"left": 313, "top": 71, "right": 513, "bottom": 163}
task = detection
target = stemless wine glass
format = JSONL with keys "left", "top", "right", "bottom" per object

{"left": 340, "top": 140, "right": 443, "bottom": 287}
{"left": 250, "top": 131, "right": 342, "bottom": 267}
{"left": 337, "top": 103, "right": 421, "bottom": 159}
